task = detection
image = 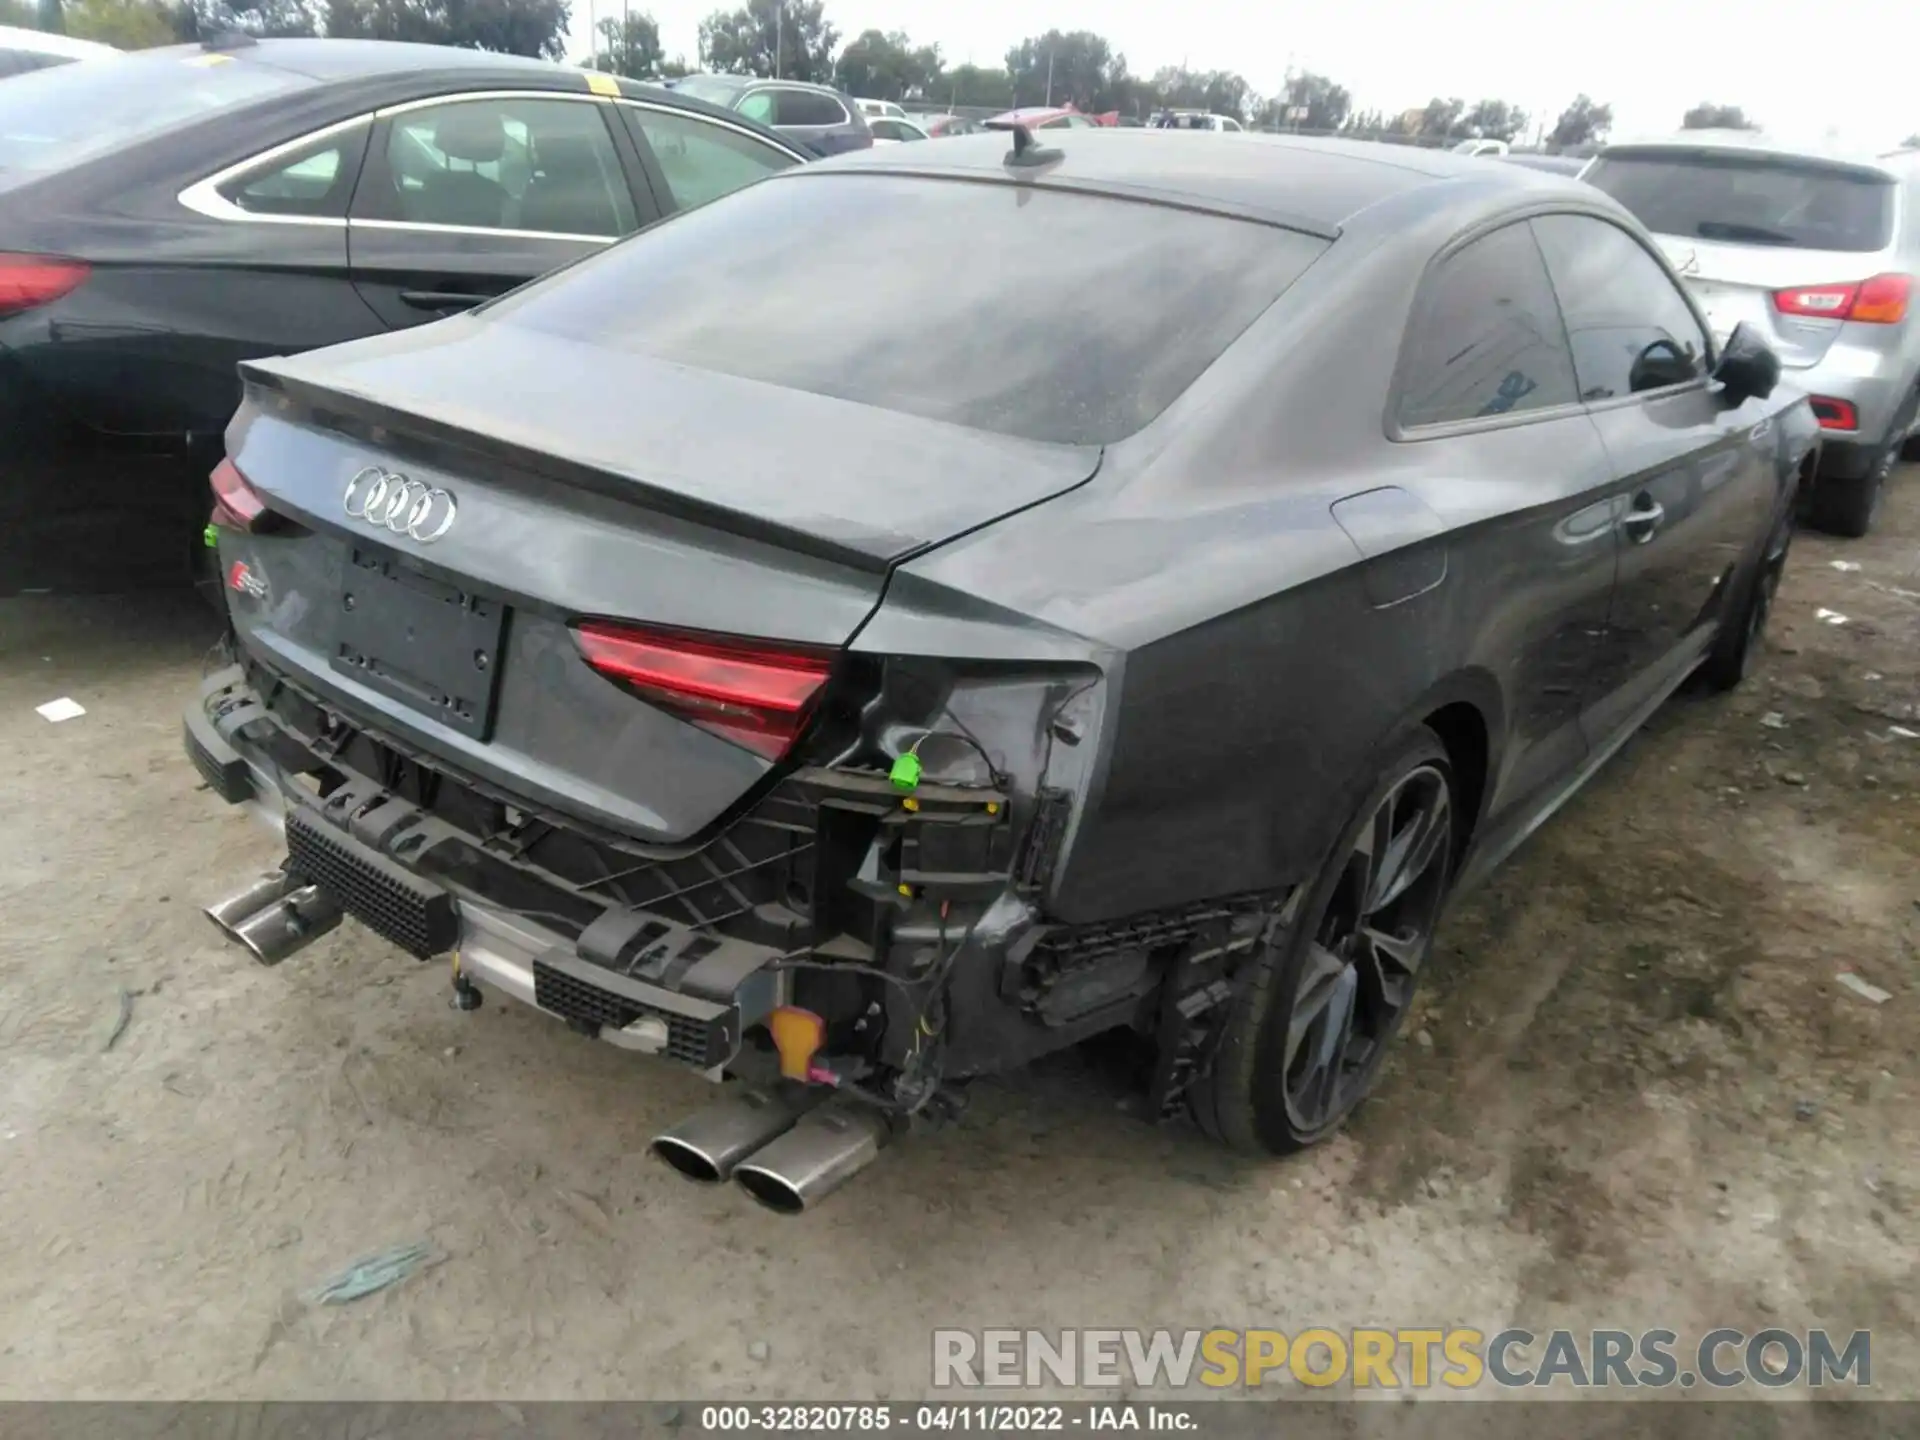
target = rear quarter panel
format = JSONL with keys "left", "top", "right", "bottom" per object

{"left": 888, "top": 198, "right": 1604, "bottom": 923}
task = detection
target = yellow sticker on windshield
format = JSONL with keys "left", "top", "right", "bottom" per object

{"left": 584, "top": 71, "right": 619, "bottom": 96}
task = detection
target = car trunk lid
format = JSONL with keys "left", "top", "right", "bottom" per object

{"left": 1651, "top": 235, "right": 1896, "bottom": 369}
{"left": 219, "top": 321, "right": 1101, "bottom": 844}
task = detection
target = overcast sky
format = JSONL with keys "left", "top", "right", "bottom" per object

{"left": 567, "top": 0, "right": 1918, "bottom": 149}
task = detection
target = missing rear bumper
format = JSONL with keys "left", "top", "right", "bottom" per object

{"left": 184, "top": 669, "right": 789, "bottom": 1074}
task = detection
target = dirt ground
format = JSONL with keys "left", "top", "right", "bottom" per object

{"left": 0, "top": 473, "right": 1915, "bottom": 1404}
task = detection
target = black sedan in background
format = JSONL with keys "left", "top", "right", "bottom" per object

{"left": 188, "top": 133, "right": 1817, "bottom": 1200}
{"left": 0, "top": 39, "right": 808, "bottom": 593}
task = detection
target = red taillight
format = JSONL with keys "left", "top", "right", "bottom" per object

{"left": 571, "top": 621, "right": 833, "bottom": 760}
{"left": 1773, "top": 273, "right": 1911, "bottom": 324}
{"left": 1809, "top": 396, "right": 1859, "bottom": 430}
{"left": 0, "top": 253, "right": 89, "bottom": 318}
{"left": 209, "top": 456, "right": 276, "bottom": 531}
{"left": 1851, "top": 273, "right": 1911, "bottom": 324}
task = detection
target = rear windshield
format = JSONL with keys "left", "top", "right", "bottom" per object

{"left": 1584, "top": 150, "right": 1896, "bottom": 253}
{"left": 0, "top": 50, "right": 312, "bottom": 175}
{"left": 490, "top": 174, "right": 1328, "bottom": 444}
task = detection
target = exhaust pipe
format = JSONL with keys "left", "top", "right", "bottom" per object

{"left": 205, "top": 870, "right": 300, "bottom": 934}
{"left": 205, "top": 873, "right": 342, "bottom": 966}
{"left": 650, "top": 1085, "right": 822, "bottom": 1184}
{"left": 733, "top": 1100, "right": 895, "bottom": 1214}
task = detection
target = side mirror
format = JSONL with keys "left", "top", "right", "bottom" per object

{"left": 1712, "top": 321, "right": 1781, "bottom": 403}
{"left": 1629, "top": 338, "right": 1695, "bottom": 393}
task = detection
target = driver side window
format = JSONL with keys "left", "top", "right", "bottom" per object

{"left": 1531, "top": 213, "right": 1710, "bottom": 401}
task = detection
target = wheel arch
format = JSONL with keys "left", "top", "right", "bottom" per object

{"left": 1284, "top": 665, "right": 1507, "bottom": 900}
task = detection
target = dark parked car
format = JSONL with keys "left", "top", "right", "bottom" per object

{"left": 667, "top": 74, "right": 873, "bottom": 156}
{"left": 188, "top": 133, "right": 1816, "bottom": 1210}
{"left": 0, "top": 39, "right": 808, "bottom": 593}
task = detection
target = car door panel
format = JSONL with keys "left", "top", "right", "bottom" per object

{"left": 1529, "top": 213, "right": 1777, "bottom": 749}
{"left": 1579, "top": 393, "right": 1775, "bottom": 738}
{"left": 346, "top": 95, "right": 641, "bottom": 330}
{"left": 1385, "top": 219, "right": 1620, "bottom": 838}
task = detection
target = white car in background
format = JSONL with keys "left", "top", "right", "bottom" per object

{"left": 1151, "top": 110, "right": 1244, "bottom": 132}
{"left": 855, "top": 98, "right": 906, "bottom": 121}
{"left": 0, "top": 25, "right": 117, "bottom": 77}
{"left": 867, "top": 115, "right": 929, "bottom": 144}
{"left": 1452, "top": 138, "right": 1510, "bottom": 158}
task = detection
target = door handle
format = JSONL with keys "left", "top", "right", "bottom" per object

{"left": 398, "top": 290, "right": 494, "bottom": 311}
{"left": 1620, "top": 497, "right": 1666, "bottom": 544}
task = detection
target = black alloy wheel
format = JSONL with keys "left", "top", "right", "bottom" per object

{"left": 1192, "top": 727, "right": 1458, "bottom": 1154}
{"left": 1280, "top": 760, "right": 1452, "bottom": 1134}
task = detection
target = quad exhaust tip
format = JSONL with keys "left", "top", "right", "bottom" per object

{"left": 204, "top": 871, "right": 343, "bottom": 966}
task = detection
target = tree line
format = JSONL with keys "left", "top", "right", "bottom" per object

{"left": 11, "top": 0, "right": 1801, "bottom": 151}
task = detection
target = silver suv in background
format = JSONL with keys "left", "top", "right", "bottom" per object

{"left": 1582, "top": 133, "right": 1920, "bottom": 535}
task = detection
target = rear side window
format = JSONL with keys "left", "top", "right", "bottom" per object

{"left": 772, "top": 88, "right": 845, "bottom": 127}
{"left": 0, "top": 52, "right": 311, "bottom": 174}
{"left": 1585, "top": 151, "right": 1896, "bottom": 253}
{"left": 489, "top": 174, "right": 1328, "bottom": 444}
{"left": 219, "top": 125, "right": 368, "bottom": 219}
{"left": 1397, "top": 222, "right": 1579, "bottom": 429}
{"left": 625, "top": 106, "right": 795, "bottom": 211}
{"left": 1531, "top": 214, "right": 1709, "bottom": 401}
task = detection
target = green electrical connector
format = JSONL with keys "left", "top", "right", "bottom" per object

{"left": 889, "top": 751, "right": 923, "bottom": 792}
{"left": 203, "top": 522, "right": 219, "bottom": 548}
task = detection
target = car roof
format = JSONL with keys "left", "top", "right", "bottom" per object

{"left": 804, "top": 129, "right": 1579, "bottom": 234}
{"left": 151, "top": 37, "right": 579, "bottom": 82}
{"left": 57, "top": 42, "right": 790, "bottom": 137}
{"left": 0, "top": 24, "right": 118, "bottom": 58}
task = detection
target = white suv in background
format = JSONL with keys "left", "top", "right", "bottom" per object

{"left": 1583, "top": 133, "right": 1920, "bottom": 535}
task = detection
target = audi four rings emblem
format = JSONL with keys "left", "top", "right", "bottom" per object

{"left": 342, "top": 467, "right": 457, "bottom": 543}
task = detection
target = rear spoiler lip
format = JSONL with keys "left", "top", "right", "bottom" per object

{"left": 1591, "top": 144, "right": 1902, "bottom": 184}
{"left": 237, "top": 359, "right": 908, "bottom": 577}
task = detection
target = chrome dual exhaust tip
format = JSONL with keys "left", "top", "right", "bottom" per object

{"left": 732, "top": 1102, "right": 894, "bottom": 1214}
{"left": 650, "top": 1089, "right": 894, "bottom": 1211}
{"left": 649, "top": 1084, "right": 823, "bottom": 1184}
{"left": 204, "top": 871, "right": 342, "bottom": 966}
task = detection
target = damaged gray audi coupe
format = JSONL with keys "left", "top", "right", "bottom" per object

{"left": 185, "top": 129, "right": 1819, "bottom": 1209}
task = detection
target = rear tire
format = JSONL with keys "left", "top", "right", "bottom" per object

{"left": 1191, "top": 728, "right": 1455, "bottom": 1155}
{"left": 1809, "top": 442, "right": 1892, "bottom": 538}
{"left": 1700, "top": 514, "right": 1792, "bottom": 692}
